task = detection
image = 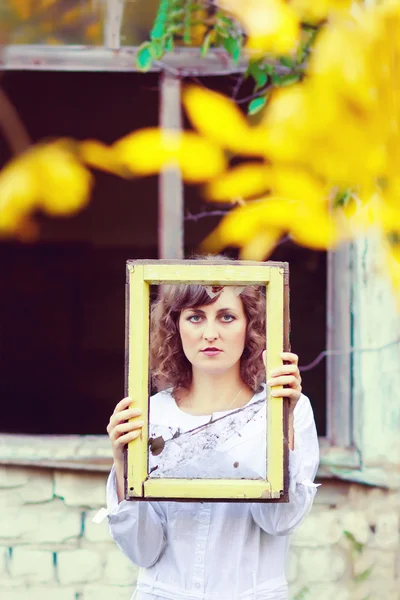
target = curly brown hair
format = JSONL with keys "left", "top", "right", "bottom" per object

{"left": 150, "top": 257, "right": 266, "bottom": 394}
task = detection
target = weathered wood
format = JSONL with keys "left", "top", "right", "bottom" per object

{"left": 266, "top": 267, "right": 285, "bottom": 498}
{"left": 141, "top": 263, "right": 271, "bottom": 283}
{"left": 104, "top": 0, "right": 125, "bottom": 50}
{"left": 126, "top": 264, "right": 150, "bottom": 497}
{"left": 326, "top": 243, "right": 352, "bottom": 447}
{"left": 159, "top": 73, "right": 184, "bottom": 259}
{"left": 2, "top": 45, "right": 248, "bottom": 74}
{"left": 352, "top": 234, "right": 400, "bottom": 472}
{"left": 144, "top": 478, "right": 273, "bottom": 500}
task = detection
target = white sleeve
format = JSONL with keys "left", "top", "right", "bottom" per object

{"left": 106, "top": 465, "right": 168, "bottom": 568}
{"left": 250, "top": 394, "right": 320, "bottom": 536}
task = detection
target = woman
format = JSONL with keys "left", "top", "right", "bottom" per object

{"left": 104, "top": 272, "right": 319, "bottom": 600}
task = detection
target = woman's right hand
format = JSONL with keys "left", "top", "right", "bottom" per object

{"left": 107, "top": 397, "right": 144, "bottom": 466}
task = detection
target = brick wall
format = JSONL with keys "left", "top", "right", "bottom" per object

{"left": 1, "top": 466, "right": 399, "bottom": 600}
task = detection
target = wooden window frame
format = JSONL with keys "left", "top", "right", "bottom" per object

{"left": 124, "top": 259, "right": 290, "bottom": 501}
{"left": 0, "top": 12, "right": 367, "bottom": 484}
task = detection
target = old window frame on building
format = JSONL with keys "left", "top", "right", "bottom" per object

{"left": 0, "top": 1, "right": 365, "bottom": 485}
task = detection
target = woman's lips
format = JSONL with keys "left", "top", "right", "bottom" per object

{"left": 201, "top": 349, "right": 222, "bottom": 356}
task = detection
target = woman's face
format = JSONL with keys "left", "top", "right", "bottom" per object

{"left": 178, "top": 287, "right": 247, "bottom": 375}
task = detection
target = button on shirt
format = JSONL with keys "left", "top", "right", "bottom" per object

{"left": 106, "top": 388, "right": 320, "bottom": 600}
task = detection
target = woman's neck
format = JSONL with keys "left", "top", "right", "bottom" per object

{"left": 176, "top": 368, "right": 254, "bottom": 415}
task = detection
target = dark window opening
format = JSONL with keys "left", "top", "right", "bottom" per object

{"left": 0, "top": 71, "right": 160, "bottom": 435}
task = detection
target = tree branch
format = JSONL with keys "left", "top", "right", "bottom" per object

{"left": 0, "top": 87, "right": 31, "bottom": 155}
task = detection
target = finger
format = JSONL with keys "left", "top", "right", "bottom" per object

{"left": 271, "top": 388, "right": 301, "bottom": 399}
{"left": 107, "top": 408, "right": 143, "bottom": 433}
{"left": 113, "top": 396, "right": 133, "bottom": 415}
{"left": 280, "top": 352, "right": 299, "bottom": 365}
{"left": 262, "top": 350, "right": 267, "bottom": 368}
{"left": 270, "top": 364, "right": 298, "bottom": 377}
{"left": 267, "top": 375, "right": 299, "bottom": 388}
{"left": 109, "top": 420, "right": 144, "bottom": 441}
{"left": 114, "top": 430, "right": 141, "bottom": 447}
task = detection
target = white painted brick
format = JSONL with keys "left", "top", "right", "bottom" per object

{"left": 300, "top": 583, "right": 351, "bottom": 600}
{"left": 54, "top": 471, "right": 107, "bottom": 508}
{"left": 0, "top": 587, "right": 76, "bottom": 600}
{"left": 292, "top": 511, "right": 342, "bottom": 547}
{"left": 339, "top": 510, "right": 370, "bottom": 545}
{"left": 84, "top": 510, "right": 112, "bottom": 543}
{"left": 0, "top": 500, "right": 81, "bottom": 544}
{"left": 372, "top": 511, "right": 399, "bottom": 550}
{"left": 8, "top": 548, "right": 55, "bottom": 584}
{"left": 313, "top": 481, "right": 349, "bottom": 507}
{"left": 352, "top": 580, "right": 400, "bottom": 600}
{"left": 81, "top": 585, "right": 133, "bottom": 600}
{"left": 18, "top": 470, "right": 54, "bottom": 504}
{"left": 0, "top": 467, "right": 31, "bottom": 489}
{"left": 103, "top": 547, "right": 139, "bottom": 585}
{"left": 0, "top": 470, "right": 52, "bottom": 511}
{"left": 0, "top": 489, "right": 23, "bottom": 509}
{"left": 297, "top": 547, "right": 348, "bottom": 583}
{"left": 354, "top": 548, "right": 396, "bottom": 581}
{"left": 57, "top": 549, "right": 103, "bottom": 585}
{"left": 1, "top": 545, "right": 9, "bottom": 575}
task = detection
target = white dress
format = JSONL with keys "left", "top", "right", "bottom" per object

{"left": 105, "top": 386, "right": 320, "bottom": 600}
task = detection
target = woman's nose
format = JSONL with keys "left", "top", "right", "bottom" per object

{"left": 203, "top": 324, "right": 219, "bottom": 342}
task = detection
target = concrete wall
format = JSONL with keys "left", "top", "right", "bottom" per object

{"left": 1, "top": 466, "right": 399, "bottom": 600}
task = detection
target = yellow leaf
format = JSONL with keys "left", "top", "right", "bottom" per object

{"left": 0, "top": 159, "right": 38, "bottom": 234}
{"left": 183, "top": 86, "right": 267, "bottom": 155}
{"left": 290, "top": 0, "right": 355, "bottom": 24}
{"left": 290, "top": 208, "right": 339, "bottom": 249}
{"left": 115, "top": 128, "right": 227, "bottom": 183}
{"left": 201, "top": 197, "right": 289, "bottom": 252}
{"left": 32, "top": 144, "right": 93, "bottom": 216}
{"left": 80, "top": 140, "right": 130, "bottom": 178}
{"left": 206, "top": 164, "right": 274, "bottom": 201}
{"left": 245, "top": 0, "right": 301, "bottom": 55}
{"left": 177, "top": 134, "right": 227, "bottom": 182}
{"left": 220, "top": 0, "right": 300, "bottom": 54}
{"left": 240, "top": 230, "right": 281, "bottom": 260}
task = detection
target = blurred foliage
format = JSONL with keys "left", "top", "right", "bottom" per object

{"left": 0, "top": 0, "right": 104, "bottom": 45}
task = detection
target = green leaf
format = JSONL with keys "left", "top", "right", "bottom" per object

{"left": 279, "top": 56, "right": 294, "bottom": 68}
{"left": 165, "top": 36, "right": 174, "bottom": 52}
{"left": 248, "top": 96, "right": 267, "bottom": 115}
{"left": 272, "top": 72, "right": 301, "bottom": 87}
{"left": 201, "top": 32, "right": 212, "bottom": 57}
{"left": 354, "top": 567, "right": 374, "bottom": 583}
{"left": 136, "top": 43, "right": 153, "bottom": 72}
{"left": 150, "top": 39, "right": 165, "bottom": 60}
{"left": 151, "top": 21, "right": 165, "bottom": 41}
{"left": 247, "top": 61, "right": 268, "bottom": 90}
{"left": 343, "top": 530, "right": 364, "bottom": 554}
{"left": 222, "top": 35, "right": 242, "bottom": 64}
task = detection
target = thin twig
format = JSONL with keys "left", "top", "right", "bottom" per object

{"left": 185, "top": 209, "right": 230, "bottom": 222}
{"left": 299, "top": 337, "right": 400, "bottom": 372}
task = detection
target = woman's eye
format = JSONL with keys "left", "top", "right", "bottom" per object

{"left": 188, "top": 315, "right": 202, "bottom": 323}
{"left": 221, "top": 314, "right": 235, "bottom": 322}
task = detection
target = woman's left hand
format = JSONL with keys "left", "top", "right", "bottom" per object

{"left": 265, "top": 352, "right": 302, "bottom": 413}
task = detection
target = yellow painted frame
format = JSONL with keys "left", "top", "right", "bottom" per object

{"left": 125, "top": 259, "right": 290, "bottom": 502}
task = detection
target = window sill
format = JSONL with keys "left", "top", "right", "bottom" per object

{"left": 2, "top": 434, "right": 398, "bottom": 489}
{"left": 0, "top": 433, "right": 113, "bottom": 472}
